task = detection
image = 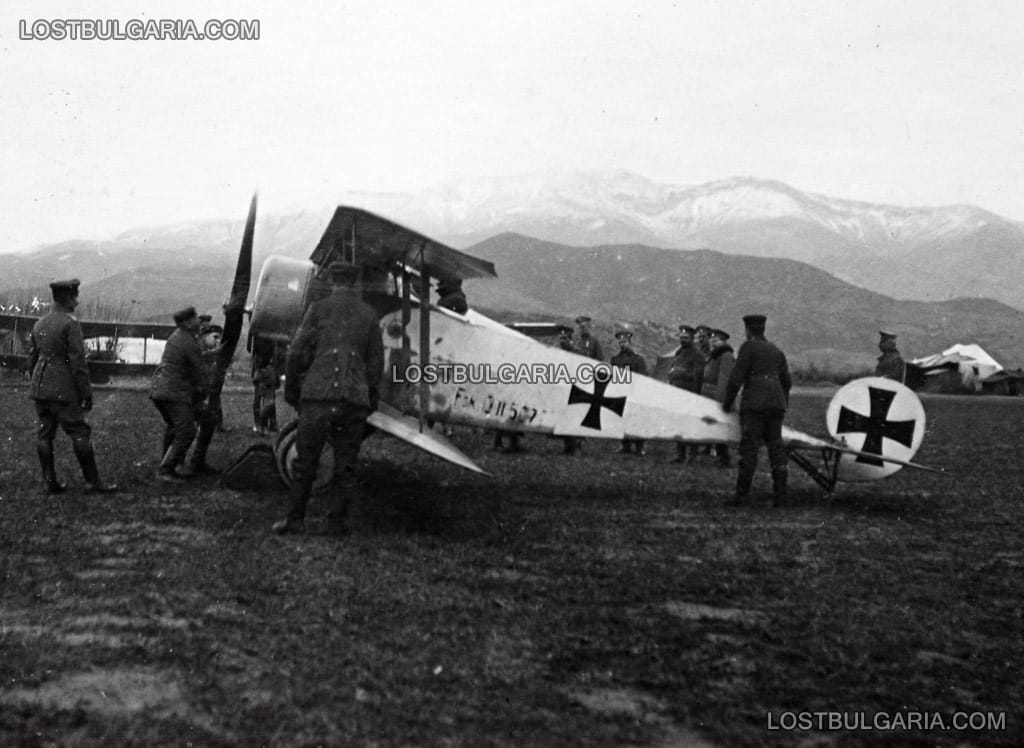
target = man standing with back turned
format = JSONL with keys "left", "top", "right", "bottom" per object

{"left": 273, "top": 261, "right": 384, "bottom": 536}
{"left": 722, "top": 314, "right": 792, "bottom": 506}
{"left": 27, "top": 279, "right": 117, "bottom": 494}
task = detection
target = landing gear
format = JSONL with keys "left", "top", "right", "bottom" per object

{"left": 273, "top": 418, "right": 334, "bottom": 494}
{"left": 786, "top": 446, "right": 841, "bottom": 495}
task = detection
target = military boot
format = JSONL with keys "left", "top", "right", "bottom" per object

{"left": 37, "top": 440, "right": 66, "bottom": 494}
{"left": 771, "top": 466, "right": 788, "bottom": 507}
{"left": 728, "top": 462, "right": 756, "bottom": 505}
{"left": 73, "top": 439, "right": 118, "bottom": 494}
{"left": 325, "top": 472, "right": 359, "bottom": 536}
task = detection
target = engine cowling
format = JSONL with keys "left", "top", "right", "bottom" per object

{"left": 249, "top": 255, "right": 316, "bottom": 341}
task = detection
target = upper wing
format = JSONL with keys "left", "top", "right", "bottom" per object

{"left": 309, "top": 206, "right": 497, "bottom": 281}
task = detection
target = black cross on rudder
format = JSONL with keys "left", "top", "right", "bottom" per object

{"left": 836, "top": 386, "right": 916, "bottom": 466}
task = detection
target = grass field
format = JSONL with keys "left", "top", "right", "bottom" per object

{"left": 1, "top": 382, "right": 1021, "bottom": 746}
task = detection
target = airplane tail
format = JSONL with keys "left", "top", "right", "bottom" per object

{"left": 824, "top": 376, "right": 928, "bottom": 482}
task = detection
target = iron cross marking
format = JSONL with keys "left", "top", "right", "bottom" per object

{"left": 836, "top": 386, "right": 916, "bottom": 466}
{"left": 567, "top": 372, "right": 626, "bottom": 430}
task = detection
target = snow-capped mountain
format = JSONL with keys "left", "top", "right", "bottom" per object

{"left": 5, "top": 170, "right": 1022, "bottom": 311}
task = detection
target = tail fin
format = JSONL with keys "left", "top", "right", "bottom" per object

{"left": 825, "top": 376, "right": 926, "bottom": 482}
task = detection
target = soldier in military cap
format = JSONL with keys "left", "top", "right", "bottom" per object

{"left": 875, "top": 330, "right": 905, "bottom": 382}
{"left": 668, "top": 324, "right": 705, "bottom": 463}
{"left": 273, "top": 260, "right": 385, "bottom": 536}
{"left": 575, "top": 315, "right": 604, "bottom": 361}
{"left": 722, "top": 314, "right": 792, "bottom": 505}
{"left": 27, "top": 279, "right": 117, "bottom": 494}
{"left": 150, "top": 306, "right": 212, "bottom": 480}
{"left": 703, "top": 328, "right": 736, "bottom": 467}
{"left": 436, "top": 276, "right": 468, "bottom": 315}
{"left": 610, "top": 326, "right": 648, "bottom": 455}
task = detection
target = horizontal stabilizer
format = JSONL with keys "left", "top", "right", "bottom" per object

{"left": 368, "top": 403, "right": 490, "bottom": 475}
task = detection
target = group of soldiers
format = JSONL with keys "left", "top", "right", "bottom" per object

{"left": 25, "top": 271, "right": 908, "bottom": 520}
{"left": 556, "top": 314, "right": 791, "bottom": 504}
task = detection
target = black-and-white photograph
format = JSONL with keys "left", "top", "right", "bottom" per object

{"left": 1, "top": 1, "right": 1021, "bottom": 745}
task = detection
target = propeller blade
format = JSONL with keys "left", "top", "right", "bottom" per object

{"left": 227, "top": 192, "right": 258, "bottom": 312}
{"left": 206, "top": 193, "right": 257, "bottom": 413}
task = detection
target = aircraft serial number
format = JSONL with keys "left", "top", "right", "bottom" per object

{"left": 453, "top": 387, "right": 539, "bottom": 424}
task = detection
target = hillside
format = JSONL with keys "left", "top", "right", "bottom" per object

{"left": 464, "top": 234, "right": 1024, "bottom": 369}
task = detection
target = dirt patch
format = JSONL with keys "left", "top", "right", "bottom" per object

{"left": 567, "top": 686, "right": 666, "bottom": 720}
{"left": 664, "top": 602, "right": 766, "bottom": 626}
{"left": 2, "top": 667, "right": 184, "bottom": 716}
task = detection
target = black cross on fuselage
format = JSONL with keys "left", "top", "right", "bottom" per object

{"left": 836, "top": 386, "right": 916, "bottom": 466}
{"left": 567, "top": 371, "right": 626, "bottom": 430}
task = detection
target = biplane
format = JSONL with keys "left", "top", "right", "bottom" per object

{"left": 0, "top": 313, "right": 177, "bottom": 382}
{"left": 213, "top": 198, "right": 943, "bottom": 495}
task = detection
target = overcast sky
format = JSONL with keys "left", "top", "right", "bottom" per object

{"left": 1, "top": 0, "right": 1022, "bottom": 253}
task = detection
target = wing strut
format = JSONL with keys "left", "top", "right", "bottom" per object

{"left": 787, "top": 447, "right": 843, "bottom": 495}
{"left": 418, "top": 243, "right": 431, "bottom": 432}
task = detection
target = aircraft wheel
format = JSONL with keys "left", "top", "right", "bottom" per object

{"left": 273, "top": 418, "right": 334, "bottom": 494}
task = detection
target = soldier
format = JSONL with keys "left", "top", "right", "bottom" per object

{"left": 667, "top": 325, "right": 704, "bottom": 463}
{"left": 875, "top": 330, "right": 905, "bottom": 382}
{"left": 702, "top": 328, "right": 736, "bottom": 467}
{"left": 273, "top": 261, "right": 385, "bottom": 536}
{"left": 150, "top": 306, "right": 212, "bottom": 480}
{"left": 27, "top": 279, "right": 117, "bottom": 494}
{"left": 610, "top": 326, "right": 648, "bottom": 455}
{"left": 557, "top": 324, "right": 575, "bottom": 353}
{"left": 437, "top": 277, "right": 468, "bottom": 314}
{"left": 554, "top": 324, "right": 581, "bottom": 455}
{"left": 722, "top": 314, "right": 792, "bottom": 505}
{"left": 694, "top": 324, "right": 712, "bottom": 361}
{"left": 252, "top": 356, "right": 279, "bottom": 435}
{"left": 575, "top": 315, "right": 604, "bottom": 361}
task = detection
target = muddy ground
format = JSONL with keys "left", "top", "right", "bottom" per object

{"left": 0, "top": 382, "right": 1021, "bottom": 746}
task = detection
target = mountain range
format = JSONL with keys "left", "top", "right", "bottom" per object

{"left": 3, "top": 170, "right": 1022, "bottom": 369}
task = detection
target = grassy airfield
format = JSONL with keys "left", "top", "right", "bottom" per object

{"left": 0, "top": 382, "right": 1021, "bottom": 746}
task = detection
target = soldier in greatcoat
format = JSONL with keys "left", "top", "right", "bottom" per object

{"left": 722, "top": 314, "right": 792, "bottom": 505}
{"left": 702, "top": 328, "right": 736, "bottom": 467}
{"left": 273, "top": 261, "right": 385, "bottom": 536}
{"left": 667, "top": 324, "right": 704, "bottom": 462}
{"left": 150, "top": 306, "right": 212, "bottom": 480}
{"left": 875, "top": 330, "right": 905, "bottom": 382}
{"left": 27, "top": 279, "right": 117, "bottom": 494}
{"left": 610, "top": 326, "right": 648, "bottom": 455}
{"left": 575, "top": 315, "right": 604, "bottom": 361}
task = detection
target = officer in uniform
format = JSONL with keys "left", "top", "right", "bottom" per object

{"left": 702, "top": 328, "right": 736, "bottom": 467}
{"left": 875, "top": 330, "right": 905, "bottom": 382}
{"left": 274, "top": 261, "right": 385, "bottom": 536}
{"left": 610, "top": 326, "right": 648, "bottom": 455}
{"left": 722, "top": 314, "right": 792, "bottom": 505}
{"left": 667, "top": 324, "right": 704, "bottom": 462}
{"left": 575, "top": 316, "right": 604, "bottom": 361}
{"left": 27, "top": 279, "right": 117, "bottom": 494}
{"left": 150, "top": 306, "right": 212, "bottom": 480}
